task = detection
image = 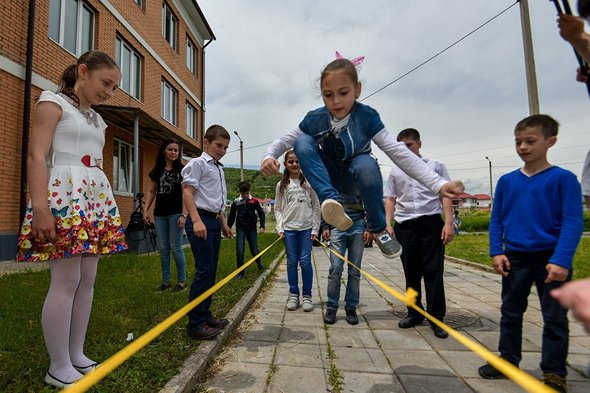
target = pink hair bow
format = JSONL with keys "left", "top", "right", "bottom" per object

{"left": 335, "top": 51, "right": 365, "bottom": 66}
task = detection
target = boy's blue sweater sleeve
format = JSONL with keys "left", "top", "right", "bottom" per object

{"left": 551, "top": 174, "right": 583, "bottom": 269}
{"left": 489, "top": 176, "right": 505, "bottom": 257}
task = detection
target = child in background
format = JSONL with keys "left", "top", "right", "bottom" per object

{"left": 275, "top": 150, "right": 321, "bottom": 312}
{"left": 16, "top": 51, "right": 126, "bottom": 388}
{"left": 144, "top": 139, "right": 188, "bottom": 292}
{"left": 384, "top": 128, "right": 455, "bottom": 339}
{"left": 477, "top": 115, "right": 583, "bottom": 393}
{"left": 261, "top": 52, "right": 464, "bottom": 259}
{"left": 227, "top": 181, "right": 266, "bottom": 279}
{"left": 453, "top": 210, "right": 461, "bottom": 236}
{"left": 322, "top": 194, "right": 366, "bottom": 325}
{"left": 182, "top": 125, "right": 233, "bottom": 340}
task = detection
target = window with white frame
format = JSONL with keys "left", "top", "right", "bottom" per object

{"left": 162, "top": 3, "right": 177, "bottom": 50}
{"left": 135, "top": 0, "right": 143, "bottom": 8}
{"left": 115, "top": 37, "right": 142, "bottom": 100}
{"left": 113, "top": 139, "right": 135, "bottom": 194}
{"left": 186, "top": 102, "right": 197, "bottom": 139}
{"left": 186, "top": 37, "right": 197, "bottom": 75}
{"left": 49, "top": 0, "right": 94, "bottom": 56}
{"left": 161, "top": 79, "right": 178, "bottom": 126}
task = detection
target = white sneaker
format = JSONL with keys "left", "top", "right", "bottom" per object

{"left": 321, "top": 199, "right": 352, "bottom": 231}
{"left": 302, "top": 295, "right": 313, "bottom": 312}
{"left": 286, "top": 294, "right": 299, "bottom": 311}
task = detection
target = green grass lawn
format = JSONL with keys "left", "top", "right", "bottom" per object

{"left": 0, "top": 233, "right": 284, "bottom": 393}
{"left": 446, "top": 234, "right": 590, "bottom": 279}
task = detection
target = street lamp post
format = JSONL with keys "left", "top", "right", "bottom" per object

{"left": 234, "top": 131, "right": 244, "bottom": 182}
{"left": 485, "top": 156, "right": 493, "bottom": 207}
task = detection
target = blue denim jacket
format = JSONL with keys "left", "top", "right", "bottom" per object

{"left": 298, "top": 102, "right": 384, "bottom": 161}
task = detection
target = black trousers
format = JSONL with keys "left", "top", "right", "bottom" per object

{"left": 394, "top": 214, "right": 446, "bottom": 321}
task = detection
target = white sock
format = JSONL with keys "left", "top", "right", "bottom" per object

{"left": 42, "top": 256, "right": 84, "bottom": 382}
{"left": 69, "top": 254, "right": 99, "bottom": 367}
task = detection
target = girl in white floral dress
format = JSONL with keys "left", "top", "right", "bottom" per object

{"left": 16, "top": 51, "right": 126, "bottom": 388}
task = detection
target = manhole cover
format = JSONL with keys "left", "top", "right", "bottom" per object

{"left": 390, "top": 304, "right": 481, "bottom": 329}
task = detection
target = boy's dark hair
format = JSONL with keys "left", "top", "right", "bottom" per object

{"left": 397, "top": 128, "right": 421, "bottom": 142}
{"left": 579, "top": 0, "right": 590, "bottom": 19}
{"left": 238, "top": 181, "right": 251, "bottom": 193}
{"left": 320, "top": 58, "right": 359, "bottom": 87}
{"left": 204, "top": 124, "right": 231, "bottom": 142}
{"left": 514, "top": 114, "right": 559, "bottom": 138}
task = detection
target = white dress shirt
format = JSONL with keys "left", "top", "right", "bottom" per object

{"left": 385, "top": 157, "right": 451, "bottom": 224}
{"left": 181, "top": 152, "right": 226, "bottom": 212}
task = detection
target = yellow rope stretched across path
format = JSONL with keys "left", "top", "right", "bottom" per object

{"left": 64, "top": 236, "right": 283, "bottom": 393}
{"left": 319, "top": 241, "right": 556, "bottom": 393}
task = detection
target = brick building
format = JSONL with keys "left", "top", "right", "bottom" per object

{"left": 0, "top": 0, "right": 214, "bottom": 260}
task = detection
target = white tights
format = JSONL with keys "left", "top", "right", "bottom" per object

{"left": 42, "top": 254, "right": 99, "bottom": 382}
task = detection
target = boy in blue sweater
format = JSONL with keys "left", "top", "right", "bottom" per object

{"left": 478, "top": 114, "right": 583, "bottom": 393}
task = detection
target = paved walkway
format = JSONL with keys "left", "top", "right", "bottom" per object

{"left": 192, "top": 245, "right": 590, "bottom": 393}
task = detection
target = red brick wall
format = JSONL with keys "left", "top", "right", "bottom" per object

{"left": 0, "top": 0, "right": 207, "bottom": 236}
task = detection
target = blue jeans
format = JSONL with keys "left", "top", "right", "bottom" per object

{"left": 236, "top": 227, "right": 261, "bottom": 269}
{"left": 499, "top": 250, "right": 571, "bottom": 377}
{"left": 326, "top": 219, "right": 364, "bottom": 310}
{"left": 185, "top": 216, "right": 221, "bottom": 328}
{"left": 154, "top": 214, "right": 187, "bottom": 284}
{"left": 284, "top": 229, "right": 313, "bottom": 297}
{"left": 294, "top": 133, "right": 385, "bottom": 233}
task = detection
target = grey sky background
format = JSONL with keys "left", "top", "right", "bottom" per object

{"left": 198, "top": 0, "right": 590, "bottom": 195}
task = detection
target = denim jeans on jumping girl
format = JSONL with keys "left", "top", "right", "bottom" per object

{"left": 154, "top": 214, "right": 187, "bottom": 284}
{"left": 284, "top": 228, "right": 313, "bottom": 297}
{"left": 294, "top": 133, "right": 385, "bottom": 233}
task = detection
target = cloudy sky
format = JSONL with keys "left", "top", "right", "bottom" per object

{"left": 197, "top": 0, "right": 590, "bottom": 194}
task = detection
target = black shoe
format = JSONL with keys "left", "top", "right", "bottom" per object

{"left": 345, "top": 309, "right": 359, "bottom": 325}
{"left": 257, "top": 262, "right": 264, "bottom": 270}
{"left": 324, "top": 308, "right": 337, "bottom": 324}
{"left": 187, "top": 323, "right": 222, "bottom": 340}
{"left": 235, "top": 273, "right": 245, "bottom": 280}
{"left": 158, "top": 283, "right": 172, "bottom": 291}
{"left": 542, "top": 373, "right": 567, "bottom": 393}
{"left": 398, "top": 316, "right": 424, "bottom": 329}
{"left": 431, "top": 325, "right": 448, "bottom": 339}
{"left": 478, "top": 362, "right": 508, "bottom": 379}
{"left": 172, "top": 282, "right": 187, "bottom": 292}
{"left": 206, "top": 316, "right": 229, "bottom": 329}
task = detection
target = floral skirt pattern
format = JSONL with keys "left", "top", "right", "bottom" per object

{"left": 16, "top": 166, "right": 128, "bottom": 262}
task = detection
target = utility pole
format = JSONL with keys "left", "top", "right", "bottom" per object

{"left": 485, "top": 156, "right": 493, "bottom": 207}
{"left": 234, "top": 131, "right": 244, "bottom": 182}
{"left": 519, "top": 0, "right": 540, "bottom": 115}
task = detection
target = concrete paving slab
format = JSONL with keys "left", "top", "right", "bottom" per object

{"left": 331, "top": 346, "right": 392, "bottom": 373}
{"left": 269, "top": 365, "right": 328, "bottom": 392}
{"left": 327, "top": 326, "right": 380, "bottom": 349}
{"left": 397, "top": 374, "right": 473, "bottom": 393}
{"left": 341, "top": 371, "right": 405, "bottom": 393}
{"left": 384, "top": 349, "right": 455, "bottom": 376}
{"left": 217, "top": 343, "right": 276, "bottom": 365}
{"left": 372, "top": 328, "right": 433, "bottom": 350}
{"left": 273, "top": 342, "right": 325, "bottom": 368}
{"left": 200, "top": 361, "right": 269, "bottom": 393}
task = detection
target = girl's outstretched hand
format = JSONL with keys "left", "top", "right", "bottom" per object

{"left": 260, "top": 158, "right": 281, "bottom": 176}
{"left": 438, "top": 181, "right": 464, "bottom": 199}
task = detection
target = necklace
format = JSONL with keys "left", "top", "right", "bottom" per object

{"left": 58, "top": 93, "right": 99, "bottom": 128}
